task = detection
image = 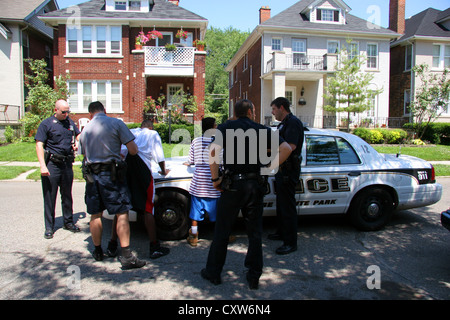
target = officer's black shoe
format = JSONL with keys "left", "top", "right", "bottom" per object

{"left": 201, "top": 268, "right": 221, "bottom": 285}
{"left": 246, "top": 272, "right": 259, "bottom": 290}
{"left": 275, "top": 244, "right": 297, "bottom": 255}
{"left": 92, "top": 247, "right": 104, "bottom": 261}
{"left": 267, "top": 233, "right": 282, "bottom": 241}
{"left": 106, "top": 240, "right": 118, "bottom": 257}
{"left": 149, "top": 241, "right": 170, "bottom": 259}
{"left": 44, "top": 229, "right": 54, "bottom": 239}
{"left": 119, "top": 254, "right": 146, "bottom": 270}
{"left": 63, "top": 223, "right": 80, "bottom": 233}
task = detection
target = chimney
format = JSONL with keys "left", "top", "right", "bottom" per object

{"left": 259, "top": 6, "right": 271, "bottom": 24}
{"left": 389, "top": 0, "right": 405, "bottom": 34}
{"left": 168, "top": 0, "right": 179, "bottom": 6}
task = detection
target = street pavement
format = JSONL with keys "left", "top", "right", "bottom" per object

{"left": 0, "top": 175, "right": 449, "bottom": 302}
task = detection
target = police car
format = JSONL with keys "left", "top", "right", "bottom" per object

{"left": 145, "top": 128, "right": 442, "bottom": 240}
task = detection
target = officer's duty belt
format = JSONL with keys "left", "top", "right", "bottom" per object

{"left": 230, "top": 172, "right": 260, "bottom": 181}
{"left": 87, "top": 163, "right": 112, "bottom": 174}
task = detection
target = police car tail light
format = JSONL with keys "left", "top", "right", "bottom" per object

{"left": 431, "top": 165, "right": 436, "bottom": 182}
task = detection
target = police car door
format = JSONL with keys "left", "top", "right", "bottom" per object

{"left": 298, "top": 134, "right": 361, "bottom": 215}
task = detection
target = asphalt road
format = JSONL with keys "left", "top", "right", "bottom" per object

{"left": 0, "top": 178, "right": 449, "bottom": 303}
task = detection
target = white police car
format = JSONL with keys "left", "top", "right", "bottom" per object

{"left": 148, "top": 128, "right": 442, "bottom": 240}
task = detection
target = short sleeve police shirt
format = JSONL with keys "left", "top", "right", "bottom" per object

{"left": 216, "top": 117, "right": 285, "bottom": 174}
{"left": 277, "top": 113, "right": 303, "bottom": 157}
{"left": 80, "top": 113, "right": 135, "bottom": 164}
{"left": 35, "top": 115, "right": 80, "bottom": 156}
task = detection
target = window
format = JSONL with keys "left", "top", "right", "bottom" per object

{"left": 129, "top": 1, "right": 141, "bottom": 11}
{"left": 405, "top": 44, "right": 412, "bottom": 71}
{"left": 367, "top": 43, "right": 378, "bottom": 69}
{"left": 156, "top": 32, "right": 172, "bottom": 47}
{"left": 306, "top": 135, "right": 360, "bottom": 165}
{"left": 317, "top": 9, "right": 339, "bottom": 22}
{"left": 45, "top": 45, "right": 52, "bottom": 69}
{"left": 22, "top": 32, "right": 29, "bottom": 59}
{"left": 179, "top": 32, "right": 193, "bottom": 47}
{"left": 292, "top": 39, "right": 306, "bottom": 68}
{"left": 68, "top": 80, "right": 122, "bottom": 112}
{"left": 167, "top": 84, "right": 183, "bottom": 106}
{"left": 96, "top": 26, "right": 106, "bottom": 54}
{"left": 82, "top": 26, "right": 92, "bottom": 54}
{"left": 66, "top": 26, "right": 122, "bottom": 55}
{"left": 243, "top": 53, "right": 248, "bottom": 71}
{"left": 272, "top": 38, "right": 282, "bottom": 51}
{"left": 327, "top": 40, "right": 339, "bottom": 54}
{"left": 404, "top": 90, "right": 411, "bottom": 115}
{"left": 115, "top": 1, "right": 126, "bottom": 10}
{"left": 348, "top": 42, "right": 359, "bottom": 60}
{"left": 433, "top": 44, "right": 450, "bottom": 69}
{"left": 249, "top": 65, "right": 252, "bottom": 86}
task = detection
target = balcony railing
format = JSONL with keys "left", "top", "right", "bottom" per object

{"left": 144, "top": 46, "right": 195, "bottom": 66}
{"left": 266, "top": 52, "right": 337, "bottom": 73}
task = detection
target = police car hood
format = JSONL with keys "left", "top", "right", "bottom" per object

{"left": 151, "top": 156, "right": 194, "bottom": 180}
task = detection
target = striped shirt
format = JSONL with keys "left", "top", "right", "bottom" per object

{"left": 187, "top": 136, "right": 221, "bottom": 198}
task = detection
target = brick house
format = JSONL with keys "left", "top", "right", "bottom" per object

{"left": 226, "top": 0, "right": 399, "bottom": 128}
{"left": 0, "top": 0, "right": 58, "bottom": 128}
{"left": 389, "top": 0, "right": 450, "bottom": 124}
{"left": 39, "top": 0, "right": 208, "bottom": 124}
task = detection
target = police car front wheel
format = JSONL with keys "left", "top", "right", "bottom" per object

{"left": 349, "top": 187, "right": 394, "bottom": 231}
{"left": 154, "top": 190, "right": 190, "bottom": 240}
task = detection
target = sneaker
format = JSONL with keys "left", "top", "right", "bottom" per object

{"left": 92, "top": 247, "right": 104, "bottom": 261}
{"left": 119, "top": 253, "right": 146, "bottom": 270}
{"left": 187, "top": 229, "right": 198, "bottom": 247}
{"left": 150, "top": 241, "right": 170, "bottom": 259}
{"left": 106, "top": 240, "right": 118, "bottom": 257}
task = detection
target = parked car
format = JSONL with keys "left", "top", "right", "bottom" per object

{"left": 441, "top": 209, "right": 450, "bottom": 232}
{"left": 107, "top": 128, "right": 442, "bottom": 240}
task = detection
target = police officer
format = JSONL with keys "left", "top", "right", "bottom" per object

{"left": 80, "top": 101, "right": 145, "bottom": 270}
{"left": 269, "top": 97, "right": 304, "bottom": 255}
{"left": 201, "top": 99, "right": 292, "bottom": 289}
{"left": 35, "top": 99, "right": 81, "bottom": 239}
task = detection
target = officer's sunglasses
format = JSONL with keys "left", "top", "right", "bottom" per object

{"left": 61, "top": 110, "right": 71, "bottom": 114}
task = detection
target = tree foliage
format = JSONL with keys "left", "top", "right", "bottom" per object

{"left": 204, "top": 27, "right": 249, "bottom": 121}
{"left": 410, "top": 64, "right": 450, "bottom": 140}
{"left": 22, "top": 59, "right": 70, "bottom": 136}
{"left": 324, "top": 40, "right": 383, "bottom": 131}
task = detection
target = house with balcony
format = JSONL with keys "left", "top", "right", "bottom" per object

{"left": 389, "top": 0, "right": 450, "bottom": 124}
{"left": 39, "top": 0, "right": 208, "bottom": 124}
{"left": 0, "top": 0, "right": 58, "bottom": 133}
{"left": 226, "top": 0, "right": 399, "bottom": 128}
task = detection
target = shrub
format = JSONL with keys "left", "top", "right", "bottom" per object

{"left": 403, "top": 122, "right": 450, "bottom": 144}
{"left": 353, "top": 128, "right": 384, "bottom": 144}
{"left": 379, "top": 128, "right": 408, "bottom": 144}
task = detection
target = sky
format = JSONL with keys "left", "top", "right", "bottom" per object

{"left": 55, "top": 0, "right": 450, "bottom": 32}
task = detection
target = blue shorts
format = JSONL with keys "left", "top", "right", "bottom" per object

{"left": 85, "top": 171, "right": 132, "bottom": 215}
{"left": 189, "top": 195, "right": 218, "bottom": 222}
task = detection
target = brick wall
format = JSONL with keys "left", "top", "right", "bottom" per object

{"left": 389, "top": 45, "right": 411, "bottom": 117}
{"left": 193, "top": 52, "right": 206, "bottom": 121}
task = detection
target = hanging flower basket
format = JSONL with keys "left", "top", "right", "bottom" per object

{"left": 176, "top": 29, "right": 188, "bottom": 40}
{"left": 135, "top": 31, "right": 149, "bottom": 48}
{"left": 148, "top": 30, "right": 163, "bottom": 40}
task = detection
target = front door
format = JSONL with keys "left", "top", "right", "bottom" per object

{"left": 285, "top": 86, "right": 296, "bottom": 116}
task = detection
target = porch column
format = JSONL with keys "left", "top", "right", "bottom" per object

{"left": 193, "top": 51, "right": 206, "bottom": 122}
{"left": 272, "top": 72, "right": 286, "bottom": 100}
{"left": 130, "top": 50, "right": 146, "bottom": 123}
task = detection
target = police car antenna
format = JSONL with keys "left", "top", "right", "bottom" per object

{"left": 396, "top": 146, "right": 402, "bottom": 158}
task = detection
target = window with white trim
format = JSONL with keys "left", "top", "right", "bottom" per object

{"left": 348, "top": 42, "right": 359, "bottom": 60}
{"left": 68, "top": 80, "right": 123, "bottom": 112}
{"left": 316, "top": 9, "right": 339, "bottom": 22}
{"left": 405, "top": 44, "right": 412, "bottom": 71}
{"left": 432, "top": 44, "right": 450, "bottom": 69}
{"left": 367, "top": 43, "right": 378, "bottom": 69}
{"left": 327, "top": 40, "right": 339, "bottom": 54}
{"left": 66, "top": 25, "right": 122, "bottom": 56}
{"left": 404, "top": 89, "right": 411, "bottom": 116}
{"left": 272, "top": 38, "right": 282, "bottom": 51}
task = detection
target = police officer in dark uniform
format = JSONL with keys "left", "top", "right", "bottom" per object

{"left": 201, "top": 99, "right": 292, "bottom": 289}
{"left": 35, "top": 99, "right": 81, "bottom": 239}
{"left": 269, "top": 97, "right": 304, "bottom": 255}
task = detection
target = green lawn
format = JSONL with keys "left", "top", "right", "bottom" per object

{"left": 371, "top": 144, "right": 450, "bottom": 161}
{"left": 0, "top": 166, "right": 37, "bottom": 180}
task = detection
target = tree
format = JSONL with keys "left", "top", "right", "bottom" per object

{"left": 22, "top": 59, "right": 70, "bottom": 136}
{"left": 324, "top": 40, "right": 383, "bottom": 131}
{"left": 410, "top": 64, "right": 450, "bottom": 140}
{"left": 204, "top": 27, "right": 249, "bottom": 121}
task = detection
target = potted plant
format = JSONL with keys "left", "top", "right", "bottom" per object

{"left": 135, "top": 31, "right": 149, "bottom": 50}
{"left": 193, "top": 39, "right": 206, "bottom": 51}
{"left": 164, "top": 43, "right": 177, "bottom": 51}
{"left": 176, "top": 29, "right": 188, "bottom": 40}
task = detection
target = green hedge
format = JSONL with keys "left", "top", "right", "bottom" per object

{"left": 403, "top": 122, "right": 450, "bottom": 145}
{"left": 127, "top": 123, "right": 195, "bottom": 144}
{"left": 353, "top": 128, "right": 408, "bottom": 144}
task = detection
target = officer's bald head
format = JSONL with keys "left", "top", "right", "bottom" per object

{"left": 55, "top": 99, "right": 69, "bottom": 110}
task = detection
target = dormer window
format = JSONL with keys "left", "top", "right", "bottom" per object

{"left": 317, "top": 8, "right": 339, "bottom": 22}
{"left": 114, "top": 1, "right": 126, "bottom": 10}
{"left": 107, "top": 0, "right": 149, "bottom": 12}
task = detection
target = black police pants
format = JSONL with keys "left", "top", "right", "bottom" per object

{"left": 275, "top": 167, "right": 300, "bottom": 247}
{"left": 41, "top": 160, "right": 74, "bottom": 231}
{"left": 205, "top": 179, "right": 265, "bottom": 281}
